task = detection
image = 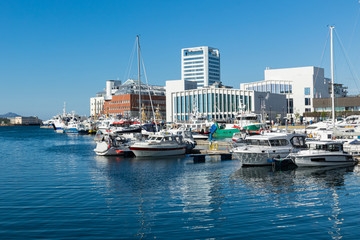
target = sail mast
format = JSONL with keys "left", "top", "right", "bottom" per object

{"left": 137, "top": 35, "right": 142, "bottom": 125}
{"left": 330, "top": 26, "right": 335, "bottom": 128}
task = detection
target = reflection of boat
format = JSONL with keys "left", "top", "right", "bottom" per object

{"left": 129, "top": 132, "right": 187, "bottom": 157}
{"left": 290, "top": 141, "right": 358, "bottom": 167}
{"left": 232, "top": 132, "right": 306, "bottom": 166}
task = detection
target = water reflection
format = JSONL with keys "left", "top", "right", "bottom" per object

{"left": 231, "top": 166, "right": 356, "bottom": 240}
{"left": 91, "top": 155, "right": 227, "bottom": 238}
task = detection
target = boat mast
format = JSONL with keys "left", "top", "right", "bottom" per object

{"left": 330, "top": 26, "right": 335, "bottom": 128}
{"left": 137, "top": 35, "right": 142, "bottom": 125}
{"left": 63, "top": 102, "right": 66, "bottom": 116}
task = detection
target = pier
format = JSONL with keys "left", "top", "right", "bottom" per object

{"left": 187, "top": 148, "right": 233, "bottom": 163}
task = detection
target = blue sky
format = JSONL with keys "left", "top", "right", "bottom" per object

{"left": 1, "top": 0, "right": 360, "bottom": 120}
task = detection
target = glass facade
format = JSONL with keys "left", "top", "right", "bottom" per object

{"left": 173, "top": 89, "right": 255, "bottom": 121}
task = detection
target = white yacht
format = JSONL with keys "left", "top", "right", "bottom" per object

{"left": 231, "top": 132, "right": 307, "bottom": 166}
{"left": 290, "top": 141, "right": 357, "bottom": 167}
{"left": 129, "top": 132, "right": 187, "bottom": 157}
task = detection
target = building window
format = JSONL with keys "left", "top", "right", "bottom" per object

{"left": 304, "top": 87, "right": 310, "bottom": 95}
{"left": 305, "top": 108, "right": 311, "bottom": 112}
{"left": 305, "top": 98, "right": 311, "bottom": 106}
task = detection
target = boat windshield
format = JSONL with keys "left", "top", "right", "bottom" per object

{"left": 246, "top": 139, "right": 270, "bottom": 146}
{"left": 269, "top": 139, "right": 289, "bottom": 146}
{"left": 290, "top": 136, "right": 307, "bottom": 148}
{"left": 236, "top": 116, "right": 258, "bottom": 121}
{"left": 315, "top": 143, "right": 342, "bottom": 151}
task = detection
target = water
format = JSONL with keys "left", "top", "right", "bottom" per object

{"left": 1, "top": 126, "right": 360, "bottom": 239}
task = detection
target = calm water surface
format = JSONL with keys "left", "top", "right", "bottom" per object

{"left": 1, "top": 126, "right": 360, "bottom": 239}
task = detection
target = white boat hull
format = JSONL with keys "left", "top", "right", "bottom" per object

{"left": 233, "top": 150, "right": 291, "bottom": 166}
{"left": 129, "top": 146, "right": 186, "bottom": 157}
{"left": 294, "top": 154, "right": 357, "bottom": 167}
{"left": 94, "top": 142, "right": 131, "bottom": 156}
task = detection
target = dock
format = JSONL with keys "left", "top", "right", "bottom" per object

{"left": 187, "top": 148, "right": 233, "bottom": 162}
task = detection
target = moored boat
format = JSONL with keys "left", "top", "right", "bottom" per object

{"left": 129, "top": 132, "right": 187, "bottom": 157}
{"left": 290, "top": 141, "right": 357, "bottom": 167}
{"left": 232, "top": 132, "right": 307, "bottom": 166}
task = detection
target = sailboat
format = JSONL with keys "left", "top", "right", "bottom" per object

{"left": 290, "top": 26, "right": 358, "bottom": 167}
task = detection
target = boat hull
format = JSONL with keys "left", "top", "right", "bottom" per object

{"left": 233, "top": 151, "right": 291, "bottom": 166}
{"left": 129, "top": 146, "right": 186, "bottom": 157}
{"left": 94, "top": 142, "right": 132, "bottom": 156}
{"left": 294, "top": 154, "right": 357, "bottom": 167}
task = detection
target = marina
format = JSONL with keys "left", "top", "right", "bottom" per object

{"left": 1, "top": 126, "right": 360, "bottom": 239}
{"left": 3, "top": 1, "right": 360, "bottom": 239}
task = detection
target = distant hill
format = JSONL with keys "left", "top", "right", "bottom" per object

{"left": 0, "top": 112, "right": 21, "bottom": 118}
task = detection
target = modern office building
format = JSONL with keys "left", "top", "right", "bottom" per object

{"left": 240, "top": 66, "right": 331, "bottom": 118}
{"left": 166, "top": 81, "right": 286, "bottom": 122}
{"left": 181, "top": 46, "right": 220, "bottom": 88}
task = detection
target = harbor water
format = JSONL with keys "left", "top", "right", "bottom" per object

{"left": 1, "top": 126, "right": 360, "bottom": 239}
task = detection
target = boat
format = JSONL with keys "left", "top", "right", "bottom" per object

{"left": 289, "top": 141, "right": 357, "bottom": 167}
{"left": 129, "top": 132, "right": 187, "bottom": 157}
{"left": 64, "top": 120, "right": 88, "bottom": 135}
{"left": 231, "top": 132, "right": 307, "bottom": 166}
{"left": 212, "top": 113, "right": 266, "bottom": 138}
{"left": 165, "top": 128, "right": 196, "bottom": 152}
{"left": 192, "top": 132, "right": 209, "bottom": 140}
{"left": 94, "top": 132, "right": 133, "bottom": 156}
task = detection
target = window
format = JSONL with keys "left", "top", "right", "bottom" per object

{"left": 305, "top": 98, "right": 311, "bottom": 106}
{"left": 305, "top": 87, "right": 311, "bottom": 95}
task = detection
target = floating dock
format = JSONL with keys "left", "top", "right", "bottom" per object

{"left": 187, "top": 149, "right": 233, "bottom": 162}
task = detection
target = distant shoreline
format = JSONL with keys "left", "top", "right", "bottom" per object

{"left": 0, "top": 124, "right": 41, "bottom": 127}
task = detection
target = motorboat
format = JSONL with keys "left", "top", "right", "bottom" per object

{"left": 129, "top": 132, "right": 187, "bottom": 157}
{"left": 290, "top": 141, "right": 357, "bottom": 167}
{"left": 165, "top": 128, "right": 196, "bottom": 152}
{"left": 231, "top": 132, "right": 307, "bottom": 166}
{"left": 93, "top": 133, "right": 133, "bottom": 156}
{"left": 192, "top": 132, "right": 209, "bottom": 140}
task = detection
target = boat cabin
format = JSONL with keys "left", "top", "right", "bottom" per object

{"left": 148, "top": 134, "right": 184, "bottom": 144}
{"left": 307, "top": 141, "right": 344, "bottom": 152}
{"left": 244, "top": 134, "right": 306, "bottom": 148}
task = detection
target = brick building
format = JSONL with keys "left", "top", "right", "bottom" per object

{"left": 94, "top": 79, "right": 166, "bottom": 120}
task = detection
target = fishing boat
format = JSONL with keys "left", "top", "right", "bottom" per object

{"left": 212, "top": 113, "right": 265, "bottom": 138}
{"left": 231, "top": 132, "right": 307, "bottom": 166}
{"left": 64, "top": 120, "right": 88, "bottom": 135}
{"left": 289, "top": 141, "right": 357, "bottom": 167}
{"left": 129, "top": 132, "right": 187, "bottom": 157}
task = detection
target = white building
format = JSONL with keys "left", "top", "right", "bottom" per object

{"left": 181, "top": 46, "right": 220, "bottom": 88}
{"left": 166, "top": 79, "right": 197, "bottom": 122}
{"left": 240, "top": 66, "right": 330, "bottom": 118}
{"left": 90, "top": 97, "right": 105, "bottom": 117}
{"left": 166, "top": 81, "right": 286, "bottom": 122}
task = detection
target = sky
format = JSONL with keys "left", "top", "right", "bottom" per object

{"left": 1, "top": 0, "right": 360, "bottom": 120}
